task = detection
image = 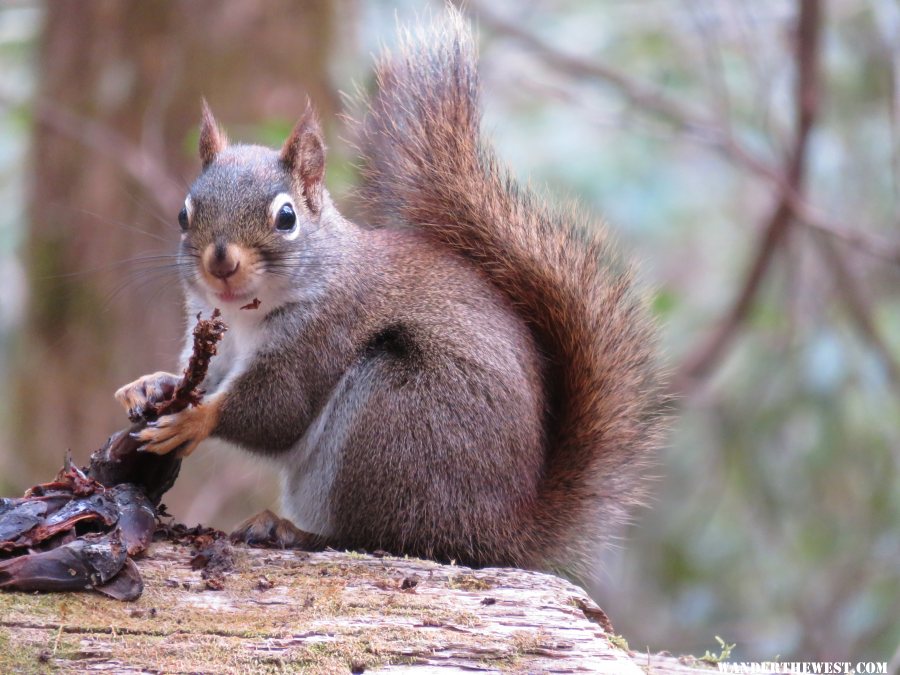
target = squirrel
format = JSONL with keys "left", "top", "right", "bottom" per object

{"left": 114, "top": 10, "right": 665, "bottom": 574}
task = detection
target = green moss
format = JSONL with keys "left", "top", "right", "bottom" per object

{"left": 286, "top": 636, "right": 384, "bottom": 673}
{"left": 0, "top": 589, "right": 71, "bottom": 621}
{"left": 447, "top": 573, "right": 492, "bottom": 591}
{"left": 608, "top": 634, "right": 630, "bottom": 652}
{"left": 699, "top": 636, "right": 736, "bottom": 665}
{"left": 0, "top": 626, "right": 50, "bottom": 674}
{"left": 1, "top": 545, "right": 587, "bottom": 672}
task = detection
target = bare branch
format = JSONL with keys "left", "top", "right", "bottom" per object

{"left": 0, "top": 93, "right": 182, "bottom": 212}
{"left": 676, "top": 0, "right": 823, "bottom": 390}
{"left": 680, "top": 1, "right": 734, "bottom": 137}
{"left": 466, "top": 0, "right": 900, "bottom": 265}
{"left": 468, "top": 0, "right": 717, "bottom": 137}
{"left": 465, "top": 1, "right": 900, "bottom": 390}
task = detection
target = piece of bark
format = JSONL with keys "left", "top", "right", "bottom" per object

{"left": 0, "top": 311, "right": 227, "bottom": 600}
{"left": 87, "top": 309, "right": 227, "bottom": 502}
{"left": 0, "top": 533, "right": 126, "bottom": 594}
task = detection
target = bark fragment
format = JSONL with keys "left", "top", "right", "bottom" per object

{"left": 0, "top": 311, "right": 226, "bottom": 600}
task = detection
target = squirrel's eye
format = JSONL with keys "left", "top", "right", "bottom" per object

{"left": 275, "top": 204, "right": 296, "bottom": 231}
{"left": 178, "top": 207, "right": 189, "bottom": 231}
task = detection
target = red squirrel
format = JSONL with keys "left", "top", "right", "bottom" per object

{"left": 114, "top": 10, "right": 665, "bottom": 574}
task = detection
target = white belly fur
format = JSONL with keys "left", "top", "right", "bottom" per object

{"left": 278, "top": 381, "right": 348, "bottom": 537}
{"left": 185, "top": 292, "right": 341, "bottom": 538}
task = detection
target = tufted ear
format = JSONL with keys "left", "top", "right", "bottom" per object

{"left": 199, "top": 99, "right": 227, "bottom": 169}
{"left": 280, "top": 105, "right": 326, "bottom": 215}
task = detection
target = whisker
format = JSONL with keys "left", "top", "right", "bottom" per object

{"left": 101, "top": 269, "right": 186, "bottom": 309}
{"left": 40, "top": 255, "right": 189, "bottom": 281}
{"left": 46, "top": 199, "right": 175, "bottom": 245}
{"left": 121, "top": 187, "right": 182, "bottom": 232}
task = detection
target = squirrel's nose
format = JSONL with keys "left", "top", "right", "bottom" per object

{"left": 209, "top": 258, "right": 239, "bottom": 279}
{"left": 204, "top": 242, "right": 241, "bottom": 280}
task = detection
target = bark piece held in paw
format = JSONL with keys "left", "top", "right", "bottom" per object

{"left": 230, "top": 509, "right": 322, "bottom": 550}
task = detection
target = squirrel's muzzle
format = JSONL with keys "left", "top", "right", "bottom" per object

{"left": 203, "top": 242, "right": 242, "bottom": 280}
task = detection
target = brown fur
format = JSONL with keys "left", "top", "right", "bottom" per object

{"left": 352, "top": 11, "right": 666, "bottom": 573}
{"left": 117, "top": 10, "right": 665, "bottom": 577}
{"left": 280, "top": 106, "right": 326, "bottom": 215}
{"left": 199, "top": 99, "right": 227, "bottom": 169}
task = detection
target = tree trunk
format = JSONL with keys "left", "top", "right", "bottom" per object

{"left": 0, "top": 544, "right": 725, "bottom": 674}
{"left": 10, "top": 0, "right": 336, "bottom": 515}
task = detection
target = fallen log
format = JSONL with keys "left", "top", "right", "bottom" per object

{"left": 0, "top": 542, "right": 723, "bottom": 674}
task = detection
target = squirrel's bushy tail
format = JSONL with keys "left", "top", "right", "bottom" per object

{"left": 354, "top": 9, "right": 666, "bottom": 572}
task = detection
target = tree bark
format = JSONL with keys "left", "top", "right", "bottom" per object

{"left": 0, "top": 544, "right": 728, "bottom": 674}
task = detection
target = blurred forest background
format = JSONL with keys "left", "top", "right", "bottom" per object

{"left": 0, "top": 0, "right": 898, "bottom": 665}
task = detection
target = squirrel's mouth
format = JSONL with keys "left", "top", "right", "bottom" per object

{"left": 202, "top": 273, "right": 257, "bottom": 304}
{"left": 214, "top": 288, "right": 253, "bottom": 303}
{"left": 210, "top": 282, "right": 256, "bottom": 304}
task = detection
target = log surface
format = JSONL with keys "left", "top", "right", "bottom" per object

{"left": 0, "top": 541, "right": 717, "bottom": 674}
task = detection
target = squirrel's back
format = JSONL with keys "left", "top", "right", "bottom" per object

{"left": 354, "top": 10, "right": 666, "bottom": 573}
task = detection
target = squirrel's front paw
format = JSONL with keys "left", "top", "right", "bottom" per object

{"left": 115, "top": 371, "right": 180, "bottom": 422}
{"left": 132, "top": 394, "right": 222, "bottom": 458}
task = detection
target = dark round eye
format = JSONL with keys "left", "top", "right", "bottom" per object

{"left": 178, "top": 206, "right": 188, "bottom": 231}
{"left": 275, "top": 203, "right": 296, "bottom": 231}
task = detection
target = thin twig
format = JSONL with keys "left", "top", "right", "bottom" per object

{"left": 681, "top": 1, "right": 733, "bottom": 137}
{"left": 468, "top": 1, "right": 900, "bottom": 389}
{"left": 871, "top": 1, "right": 900, "bottom": 205}
{"left": 818, "top": 238, "right": 900, "bottom": 394}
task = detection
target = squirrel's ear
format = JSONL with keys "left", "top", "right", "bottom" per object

{"left": 281, "top": 106, "right": 326, "bottom": 216}
{"left": 199, "top": 100, "right": 227, "bottom": 169}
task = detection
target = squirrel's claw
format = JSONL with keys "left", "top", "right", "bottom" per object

{"left": 115, "top": 371, "right": 180, "bottom": 422}
{"left": 134, "top": 394, "right": 222, "bottom": 458}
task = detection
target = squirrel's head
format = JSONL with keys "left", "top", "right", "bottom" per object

{"left": 178, "top": 101, "right": 329, "bottom": 307}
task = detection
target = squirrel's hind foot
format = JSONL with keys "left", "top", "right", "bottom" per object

{"left": 229, "top": 509, "right": 325, "bottom": 550}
